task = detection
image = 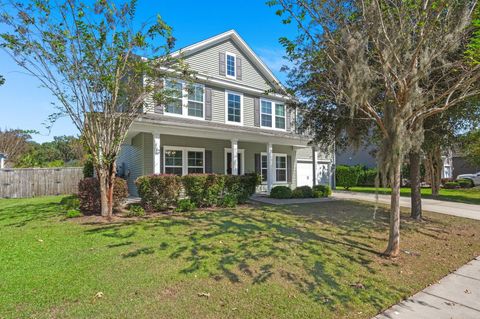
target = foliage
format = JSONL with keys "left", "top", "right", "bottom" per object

{"left": 0, "top": 129, "right": 33, "bottom": 167}
{"left": 0, "top": 0, "right": 191, "bottom": 217}
{"left": 224, "top": 173, "right": 261, "bottom": 204}
{"left": 0, "top": 74, "right": 4, "bottom": 85}
{"left": 270, "top": 186, "right": 292, "bottom": 199}
{"left": 135, "top": 175, "right": 181, "bottom": 212}
{"left": 83, "top": 156, "right": 94, "bottom": 178}
{"left": 78, "top": 177, "right": 128, "bottom": 214}
{"left": 182, "top": 174, "right": 225, "bottom": 207}
{"left": 336, "top": 166, "right": 360, "bottom": 190}
{"left": 65, "top": 209, "right": 83, "bottom": 218}
{"left": 60, "top": 195, "right": 80, "bottom": 210}
{"left": 312, "top": 185, "right": 332, "bottom": 197}
{"left": 460, "top": 129, "right": 480, "bottom": 167}
{"left": 292, "top": 186, "right": 314, "bottom": 198}
{"left": 126, "top": 205, "right": 146, "bottom": 217}
{"left": 444, "top": 182, "right": 460, "bottom": 189}
{"left": 175, "top": 199, "right": 197, "bottom": 212}
{"left": 220, "top": 193, "right": 238, "bottom": 208}
{"left": 458, "top": 179, "right": 474, "bottom": 188}
{"left": 357, "top": 168, "right": 378, "bottom": 187}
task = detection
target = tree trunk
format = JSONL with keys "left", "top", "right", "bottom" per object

{"left": 384, "top": 160, "right": 401, "bottom": 257}
{"left": 97, "top": 164, "right": 116, "bottom": 219}
{"left": 431, "top": 146, "right": 442, "bottom": 196}
{"left": 409, "top": 151, "right": 422, "bottom": 220}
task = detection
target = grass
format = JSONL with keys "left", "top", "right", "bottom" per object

{"left": 1, "top": 196, "right": 480, "bottom": 318}
{"left": 337, "top": 186, "right": 480, "bottom": 205}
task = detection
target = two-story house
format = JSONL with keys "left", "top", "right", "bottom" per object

{"left": 118, "top": 30, "right": 334, "bottom": 195}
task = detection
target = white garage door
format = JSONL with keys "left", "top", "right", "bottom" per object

{"left": 296, "top": 162, "right": 330, "bottom": 187}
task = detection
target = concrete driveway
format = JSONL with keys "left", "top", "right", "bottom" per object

{"left": 333, "top": 191, "right": 480, "bottom": 220}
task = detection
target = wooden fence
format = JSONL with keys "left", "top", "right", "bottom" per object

{"left": 0, "top": 167, "right": 83, "bottom": 198}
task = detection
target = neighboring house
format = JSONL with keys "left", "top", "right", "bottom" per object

{"left": 450, "top": 152, "right": 480, "bottom": 179}
{"left": 336, "top": 144, "right": 377, "bottom": 168}
{"left": 118, "top": 30, "right": 334, "bottom": 195}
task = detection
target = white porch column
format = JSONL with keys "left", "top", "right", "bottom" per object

{"left": 231, "top": 139, "right": 238, "bottom": 176}
{"left": 153, "top": 133, "right": 161, "bottom": 174}
{"left": 267, "top": 142, "right": 274, "bottom": 193}
{"left": 312, "top": 147, "right": 318, "bottom": 186}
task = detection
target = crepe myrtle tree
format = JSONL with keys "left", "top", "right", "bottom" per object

{"left": 0, "top": 0, "right": 191, "bottom": 218}
{"left": 271, "top": 0, "right": 480, "bottom": 257}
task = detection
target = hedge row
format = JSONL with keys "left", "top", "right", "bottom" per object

{"left": 135, "top": 173, "right": 260, "bottom": 211}
{"left": 78, "top": 177, "right": 128, "bottom": 214}
{"left": 336, "top": 165, "right": 379, "bottom": 188}
{"left": 270, "top": 184, "right": 331, "bottom": 199}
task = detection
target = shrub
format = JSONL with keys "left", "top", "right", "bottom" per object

{"left": 126, "top": 204, "right": 145, "bottom": 217}
{"left": 175, "top": 199, "right": 197, "bottom": 212}
{"left": 182, "top": 174, "right": 225, "bottom": 207}
{"left": 312, "top": 184, "right": 332, "bottom": 197}
{"left": 458, "top": 179, "right": 473, "bottom": 188}
{"left": 224, "top": 173, "right": 260, "bottom": 204}
{"left": 135, "top": 174, "right": 181, "bottom": 211}
{"left": 441, "top": 178, "right": 453, "bottom": 185}
{"left": 292, "top": 186, "right": 314, "bottom": 198}
{"left": 65, "top": 209, "right": 83, "bottom": 218}
{"left": 358, "top": 168, "right": 377, "bottom": 187}
{"left": 270, "top": 186, "right": 292, "bottom": 199}
{"left": 336, "top": 165, "right": 360, "bottom": 189}
{"left": 78, "top": 177, "right": 128, "bottom": 214}
{"left": 220, "top": 193, "right": 238, "bottom": 208}
{"left": 444, "top": 181, "right": 459, "bottom": 189}
{"left": 60, "top": 195, "right": 80, "bottom": 210}
{"left": 83, "top": 157, "right": 94, "bottom": 178}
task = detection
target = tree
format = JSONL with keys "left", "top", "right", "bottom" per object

{"left": 0, "top": 128, "right": 32, "bottom": 166}
{"left": 272, "top": 0, "right": 480, "bottom": 257}
{"left": 0, "top": 0, "right": 189, "bottom": 218}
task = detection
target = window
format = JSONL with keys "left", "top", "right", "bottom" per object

{"left": 225, "top": 149, "right": 245, "bottom": 175}
{"left": 187, "top": 84, "right": 204, "bottom": 118}
{"left": 164, "top": 147, "right": 204, "bottom": 175}
{"left": 261, "top": 155, "right": 268, "bottom": 182}
{"left": 226, "top": 52, "right": 236, "bottom": 78}
{"left": 165, "top": 79, "right": 183, "bottom": 115}
{"left": 261, "top": 100, "right": 272, "bottom": 127}
{"left": 275, "top": 104, "right": 286, "bottom": 129}
{"left": 275, "top": 155, "right": 287, "bottom": 182}
{"left": 226, "top": 91, "right": 242, "bottom": 124}
{"left": 187, "top": 151, "right": 204, "bottom": 174}
{"left": 164, "top": 150, "right": 183, "bottom": 175}
{"left": 260, "top": 99, "right": 286, "bottom": 130}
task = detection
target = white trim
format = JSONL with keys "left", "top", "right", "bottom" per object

{"left": 260, "top": 98, "right": 286, "bottom": 131}
{"left": 225, "top": 51, "right": 236, "bottom": 79}
{"left": 224, "top": 148, "right": 245, "bottom": 175}
{"left": 163, "top": 145, "right": 205, "bottom": 175}
{"left": 163, "top": 79, "right": 206, "bottom": 121}
{"left": 225, "top": 90, "right": 243, "bottom": 126}
{"left": 261, "top": 152, "right": 288, "bottom": 184}
{"left": 170, "top": 30, "right": 286, "bottom": 92}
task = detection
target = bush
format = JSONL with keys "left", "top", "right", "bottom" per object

{"left": 458, "top": 179, "right": 473, "bottom": 188}
{"left": 126, "top": 204, "right": 145, "bottom": 217}
{"left": 175, "top": 199, "right": 197, "bottom": 212}
{"left": 292, "top": 186, "right": 314, "bottom": 198}
{"left": 336, "top": 165, "right": 360, "bottom": 190}
{"left": 65, "top": 209, "right": 83, "bottom": 218}
{"left": 444, "top": 181, "right": 459, "bottom": 189}
{"left": 224, "top": 173, "right": 260, "bottom": 204}
{"left": 220, "top": 193, "right": 238, "bottom": 208}
{"left": 60, "top": 195, "right": 80, "bottom": 210}
{"left": 312, "top": 184, "right": 332, "bottom": 197}
{"left": 135, "top": 174, "right": 181, "bottom": 211}
{"left": 441, "top": 178, "right": 453, "bottom": 185}
{"left": 78, "top": 177, "right": 128, "bottom": 214}
{"left": 270, "top": 186, "right": 292, "bottom": 199}
{"left": 182, "top": 174, "right": 225, "bottom": 207}
{"left": 83, "top": 157, "right": 94, "bottom": 178}
{"left": 358, "top": 168, "right": 377, "bottom": 187}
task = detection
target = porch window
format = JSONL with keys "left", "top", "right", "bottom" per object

{"left": 226, "top": 91, "right": 242, "bottom": 124}
{"left": 165, "top": 79, "right": 183, "bottom": 115}
{"left": 275, "top": 155, "right": 287, "bottom": 182}
{"left": 187, "top": 151, "right": 204, "bottom": 174}
{"left": 164, "top": 150, "right": 183, "bottom": 175}
{"left": 261, "top": 155, "right": 268, "bottom": 182}
{"left": 187, "top": 84, "right": 204, "bottom": 118}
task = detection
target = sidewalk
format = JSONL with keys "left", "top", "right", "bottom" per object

{"left": 374, "top": 256, "right": 480, "bottom": 319}
{"left": 333, "top": 191, "right": 480, "bottom": 220}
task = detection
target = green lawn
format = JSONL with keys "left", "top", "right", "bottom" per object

{"left": 337, "top": 186, "right": 480, "bottom": 205}
{"left": 1, "top": 196, "right": 480, "bottom": 319}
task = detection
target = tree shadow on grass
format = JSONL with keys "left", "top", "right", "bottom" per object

{"left": 0, "top": 199, "right": 64, "bottom": 227}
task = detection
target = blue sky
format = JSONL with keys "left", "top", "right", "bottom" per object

{"left": 0, "top": 0, "right": 296, "bottom": 143}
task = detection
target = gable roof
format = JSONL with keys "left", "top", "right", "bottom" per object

{"left": 171, "top": 30, "right": 285, "bottom": 92}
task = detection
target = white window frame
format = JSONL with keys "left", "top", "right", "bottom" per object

{"left": 274, "top": 103, "right": 286, "bottom": 130}
{"left": 225, "top": 51, "right": 236, "bottom": 79}
{"left": 260, "top": 98, "right": 286, "bottom": 131}
{"left": 163, "top": 147, "right": 184, "bottom": 176}
{"left": 225, "top": 90, "right": 243, "bottom": 125}
{"left": 163, "top": 146, "right": 205, "bottom": 175}
{"left": 162, "top": 79, "right": 205, "bottom": 120}
{"left": 224, "top": 148, "right": 245, "bottom": 175}
{"left": 260, "top": 152, "right": 288, "bottom": 184}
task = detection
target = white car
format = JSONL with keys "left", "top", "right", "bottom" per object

{"left": 457, "top": 172, "right": 480, "bottom": 186}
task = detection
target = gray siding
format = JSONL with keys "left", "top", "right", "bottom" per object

{"left": 184, "top": 39, "right": 273, "bottom": 91}
{"left": 118, "top": 133, "right": 145, "bottom": 196}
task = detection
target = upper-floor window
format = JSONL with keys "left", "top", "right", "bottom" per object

{"left": 226, "top": 91, "right": 242, "bottom": 125}
{"left": 164, "top": 79, "right": 204, "bottom": 119}
{"left": 226, "top": 52, "right": 236, "bottom": 78}
{"left": 260, "top": 99, "right": 286, "bottom": 130}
